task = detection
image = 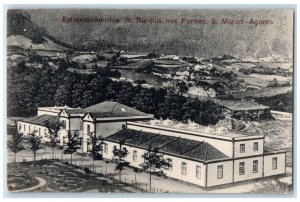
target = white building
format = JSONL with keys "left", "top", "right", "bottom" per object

{"left": 102, "top": 121, "right": 286, "bottom": 188}
{"left": 17, "top": 102, "right": 286, "bottom": 188}
{"left": 18, "top": 101, "right": 154, "bottom": 150}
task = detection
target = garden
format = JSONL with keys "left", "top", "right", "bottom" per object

{"left": 7, "top": 160, "right": 132, "bottom": 192}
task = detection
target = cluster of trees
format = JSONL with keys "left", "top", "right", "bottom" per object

{"left": 8, "top": 63, "right": 224, "bottom": 125}
{"left": 255, "top": 91, "right": 293, "bottom": 113}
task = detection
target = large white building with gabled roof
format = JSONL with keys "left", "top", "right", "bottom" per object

{"left": 18, "top": 101, "right": 154, "bottom": 151}
{"left": 17, "top": 101, "right": 286, "bottom": 188}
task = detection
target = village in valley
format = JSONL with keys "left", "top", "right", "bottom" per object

{"left": 6, "top": 9, "right": 293, "bottom": 194}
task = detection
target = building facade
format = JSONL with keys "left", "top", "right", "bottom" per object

{"left": 102, "top": 121, "right": 286, "bottom": 188}
{"left": 17, "top": 102, "right": 286, "bottom": 188}
{"left": 17, "top": 101, "right": 154, "bottom": 150}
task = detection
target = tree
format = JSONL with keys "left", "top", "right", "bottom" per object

{"left": 63, "top": 130, "right": 80, "bottom": 164}
{"left": 112, "top": 140, "right": 130, "bottom": 182}
{"left": 45, "top": 120, "right": 63, "bottom": 159}
{"left": 139, "top": 145, "right": 171, "bottom": 192}
{"left": 8, "top": 124, "right": 25, "bottom": 163}
{"left": 28, "top": 132, "right": 45, "bottom": 163}
{"left": 87, "top": 132, "right": 105, "bottom": 173}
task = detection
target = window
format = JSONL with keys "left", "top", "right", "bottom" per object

{"left": 239, "top": 162, "right": 245, "bottom": 175}
{"left": 181, "top": 162, "right": 187, "bottom": 175}
{"left": 19, "top": 124, "right": 22, "bottom": 130}
{"left": 34, "top": 126, "right": 36, "bottom": 132}
{"left": 217, "top": 165, "right": 223, "bottom": 179}
{"left": 29, "top": 125, "right": 31, "bottom": 132}
{"left": 133, "top": 150, "right": 137, "bottom": 162}
{"left": 240, "top": 144, "right": 245, "bottom": 153}
{"left": 39, "top": 128, "right": 41, "bottom": 136}
{"left": 167, "top": 158, "right": 173, "bottom": 171}
{"left": 196, "top": 166, "right": 201, "bottom": 179}
{"left": 253, "top": 160, "right": 258, "bottom": 173}
{"left": 253, "top": 142, "right": 259, "bottom": 152}
{"left": 61, "top": 120, "right": 66, "bottom": 129}
{"left": 272, "top": 157, "right": 278, "bottom": 170}
{"left": 104, "top": 144, "right": 108, "bottom": 154}
{"left": 113, "top": 145, "right": 117, "bottom": 150}
{"left": 44, "top": 129, "right": 47, "bottom": 135}
{"left": 87, "top": 124, "right": 90, "bottom": 134}
{"left": 24, "top": 124, "right": 26, "bottom": 132}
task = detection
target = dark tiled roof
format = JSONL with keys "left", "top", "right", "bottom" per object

{"left": 182, "top": 142, "right": 228, "bottom": 161}
{"left": 140, "top": 135, "right": 179, "bottom": 149}
{"left": 84, "top": 101, "right": 151, "bottom": 118}
{"left": 106, "top": 129, "right": 229, "bottom": 162}
{"left": 20, "top": 115, "right": 59, "bottom": 127}
{"left": 160, "top": 138, "right": 201, "bottom": 155}
{"left": 106, "top": 129, "right": 159, "bottom": 145}
{"left": 64, "top": 108, "right": 85, "bottom": 114}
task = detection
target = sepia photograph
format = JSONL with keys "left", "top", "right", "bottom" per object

{"left": 5, "top": 7, "right": 294, "bottom": 195}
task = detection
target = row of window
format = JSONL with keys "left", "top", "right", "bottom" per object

{"left": 217, "top": 157, "right": 278, "bottom": 179}
{"left": 103, "top": 144, "right": 278, "bottom": 180}
{"left": 19, "top": 123, "right": 47, "bottom": 136}
{"left": 239, "top": 142, "right": 259, "bottom": 153}
{"left": 181, "top": 162, "right": 201, "bottom": 178}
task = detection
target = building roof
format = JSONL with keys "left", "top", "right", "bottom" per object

{"left": 64, "top": 108, "right": 85, "bottom": 115}
{"left": 106, "top": 129, "right": 159, "bottom": 145}
{"left": 83, "top": 101, "right": 152, "bottom": 119}
{"left": 106, "top": 129, "right": 229, "bottom": 162}
{"left": 20, "top": 115, "right": 59, "bottom": 127}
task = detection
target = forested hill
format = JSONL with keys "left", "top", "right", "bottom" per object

{"left": 25, "top": 9, "right": 293, "bottom": 61}
{"left": 7, "top": 64, "right": 224, "bottom": 126}
{"left": 7, "top": 9, "right": 73, "bottom": 49}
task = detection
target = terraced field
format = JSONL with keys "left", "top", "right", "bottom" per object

{"left": 229, "top": 86, "right": 292, "bottom": 99}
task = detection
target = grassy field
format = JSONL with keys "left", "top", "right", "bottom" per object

{"left": 250, "top": 74, "right": 292, "bottom": 83}
{"left": 229, "top": 86, "right": 293, "bottom": 99}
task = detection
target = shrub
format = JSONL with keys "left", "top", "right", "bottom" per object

{"left": 84, "top": 167, "right": 91, "bottom": 174}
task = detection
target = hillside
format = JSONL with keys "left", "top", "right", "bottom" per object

{"left": 7, "top": 35, "right": 69, "bottom": 51}
{"left": 7, "top": 9, "right": 72, "bottom": 51}
{"left": 25, "top": 9, "right": 294, "bottom": 61}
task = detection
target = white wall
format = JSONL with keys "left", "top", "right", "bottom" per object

{"left": 234, "top": 139, "right": 264, "bottom": 158}
{"left": 233, "top": 157, "right": 263, "bottom": 182}
{"left": 17, "top": 121, "right": 49, "bottom": 141}
{"left": 82, "top": 121, "right": 95, "bottom": 153}
{"left": 163, "top": 154, "right": 206, "bottom": 187}
{"left": 37, "top": 109, "right": 60, "bottom": 116}
{"left": 102, "top": 140, "right": 206, "bottom": 187}
{"left": 264, "top": 153, "right": 286, "bottom": 177}
{"left": 206, "top": 161, "right": 233, "bottom": 187}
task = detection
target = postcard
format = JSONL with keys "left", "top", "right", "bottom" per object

{"left": 6, "top": 7, "right": 293, "bottom": 194}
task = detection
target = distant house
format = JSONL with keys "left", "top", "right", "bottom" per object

{"left": 194, "top": 64, "right": 207, "bottom": 71}
{"left": 160, "top": 54, "right": 181, "bottom": 60}
{"left": 176, "top": 70, "right": 190, "bottom": 76}
{"left": 121, "top": 53, "right": 148, "bottom": 59}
